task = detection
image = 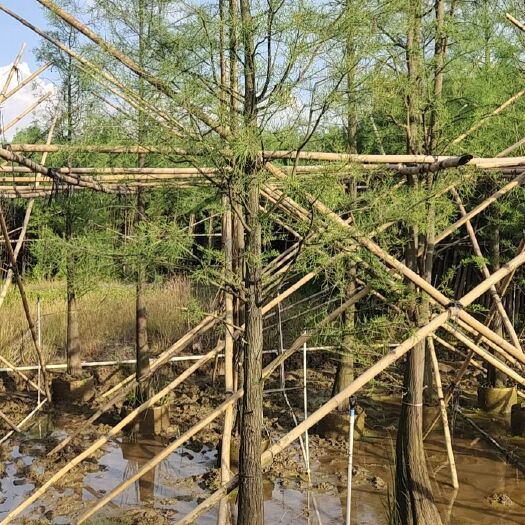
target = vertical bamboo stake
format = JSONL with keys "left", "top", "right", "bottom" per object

{"left": 219, "top": 197, "right": 234, "bottom": 525}
{"left": 0, "top": 205, "right": 51, "bottom": 401}
{"left": 345, "top": 397, "right": 356, "bottom": 525}
{"left": 428, "top": 338, "right": 459, "bottom": 489}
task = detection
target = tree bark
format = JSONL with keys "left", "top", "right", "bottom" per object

{"left": 66, "top": 198, "right": 82, "bottom": 378}
{"left": 395, "top": 3, "right": 442, "bottom": 523}
{"left": 237, "top": 1, "right": 264, "bottom": 524}
{"left": 135, "top": 187, "right": 151, "bottom": 400}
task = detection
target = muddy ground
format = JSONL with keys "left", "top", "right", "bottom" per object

{"left": 0, "top": 356, "right": 523, "bottom": 524}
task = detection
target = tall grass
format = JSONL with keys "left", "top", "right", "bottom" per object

{"left": 0, "top": 276, "right": 211, "bottom": 365}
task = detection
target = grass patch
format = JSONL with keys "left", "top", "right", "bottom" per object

{"left": 0, "top": 276, "right": 212, "bottom": 365}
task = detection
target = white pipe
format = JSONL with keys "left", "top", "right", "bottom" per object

{"left": 346, "top": 398, "right": 356, "bottom": 525}
{"left": 303, "top": 338, "right": 310, "bottom": 475}
{"left": 0, "top": 346, "right": 338, "bottom": 374}
{"left": 37, "top": 298, "right": 41, "bottom": 406}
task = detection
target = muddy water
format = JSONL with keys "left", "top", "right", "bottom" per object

{"left": 0, "top": 416, "right": 523, "bottom": 524}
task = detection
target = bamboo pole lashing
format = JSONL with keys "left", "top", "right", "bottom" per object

{"left": 174, "top": 253, "right": 525, "bottom": 525}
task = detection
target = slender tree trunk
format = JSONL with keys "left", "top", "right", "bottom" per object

{"left": 395, "top": 3, "right": 442, "bottom": 522}
{"left": 395, "top": 222, "right": 442, "bottom": 524}
{"left": 135, "top": 187, "right": 151, "bottom": 400}
{"left": 66, "top": 200, "right": 82, "bottom": 378}
{"left": 134, "top": 0, "right": 151, "bottom": 402}
{"left": 237, "top": 1, "right": 263, "bottom": 524}
{"left": 487, "top": 224, "right": 506, "bottom": 387}
{"left": 332, "top": 272, "right": 356, "bottom": 411}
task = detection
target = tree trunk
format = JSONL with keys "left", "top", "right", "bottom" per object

{"left": 237, "top": 1, "right": 263, "bottom": 524}
{"left": 395, "top": 3, "right": 442, "bottom": 522}
{"left": 331, "top": 274, "right": 356, "bottom": 412}
{"left": 487, "top": 224, "right": 506, "bottom": 387}
{"left": 66, "top": 201, "right": 82, "bottom": 378}
{"left": 395, "top": 223, "right": 442, "bottom": 524}
{"left": 135, "top": 187, "right": 151, "bottom": 401}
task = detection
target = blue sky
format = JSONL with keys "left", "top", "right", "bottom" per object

{"left": 0, "top": 2, "right": 50, "bottom": 70}
{"left": 0, "top": 2, "right": 56, "bottom": 139}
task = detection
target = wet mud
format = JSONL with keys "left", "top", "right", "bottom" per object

{"left": 0, "top": 367, "right": 523, "bottom": 524}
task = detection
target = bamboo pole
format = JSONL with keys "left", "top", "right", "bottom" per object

{"left": 451, "top": 82, "right": 525, "bottom": 145}
{"left": 0, "top": 354, "right": 46, "bottom": 396}
{"left": 2, "top": 62, "right": 52, "bottom": 103}
{"left": 0, "top": 146, "right": 131, "bottom": 194}
{"left": 74, "top": 286, "right": 370, "bottom": 523}
{"left": 0, "top": 344, "right": 222, "bottom": 525}
{"left": 0, "top": 43, "right": 26, "bottom": 102}
{"left": 174, "top": 254, "right": 525, "bottom": 525}
{"left": 433, "top": 335, "right": 484, "bottom": 372}
{"left": 0, "top": 5, "right": 185, "bottom": 140}
{"left": 0, "top": 410, "right": 20, "bottom": 432}
{"left": 428, "top": 337, "right": 459, "bottom": 489}
{"left": 450, "top": 187, "right": 522, "bottom": 351}
{"left": 0, "top": 113, "right": 58, "bottom": 309}
{"left": 48, "top": 314, "right": 220, "bottom": 455}
{"left": 1, "top": 92, "right": 51, "bottom": 134}
{"left": 220, "top": 197, "right": 235, "bottom": 497}
{"left": 0, "top": 205, "right": 51, "bottom": 402}
{"left": 0, "top": 399, "right": 47, "bottom": 445}
{"left": 435, "top": 170, "right": 525, "bottom": 244}
{"left": 444, "top": 323, "right": 525, "bottom": 387}
{"left": 496, "top": 136, "right": 525, "bottom": 158}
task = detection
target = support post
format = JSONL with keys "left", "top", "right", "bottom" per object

{"left": 428, "top": 338, "right": 459, "bottom": 489}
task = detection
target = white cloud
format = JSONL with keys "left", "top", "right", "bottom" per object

{"left": 0, "top": 61, "right": 56, "bottom": 140}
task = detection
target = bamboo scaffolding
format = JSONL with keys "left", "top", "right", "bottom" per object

{"left": 262, "top": 172, "right": 525, "bottom": 368}
{"left": 0, "top": 146, "right": 133, "bottom": 194}
{"left": 428, "top": 337, "right": 459, "bottom": 489}
{"left": 435, "top": 170, "right": 525, "bottom": 244}
{"left": 48, "top": 314, "right": 220, "bottom": 455}
{"left": 0, "top": 43, "right": 25, "bottom": 102}
{"left": 0, "top": 5, "right": 185, "bottom": 141}
{"left": 0, "top": 113, "right": 58, "bottom": 309}
{"left": 423, "top": 237, "right": 525, "bottom": 439}
{"left": 74, "top": 286, "right": 370, "bottom": 523}
{"left": 2, "top": 62, "right": 52, "bottom": 104}
{"left": 0, "top": 205, "right": 51, "bottom": 401}
{"left": 450, "top": 187, "right": 522, "bottom": 351}
{"left": 0, "top": 343, "right": 224, "bottom": 525}
{"left": 179, "top": 254, "right": 525, "bottom": 525}
{"left": 1, "top": 92, "right": 51, "bottom": 135}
